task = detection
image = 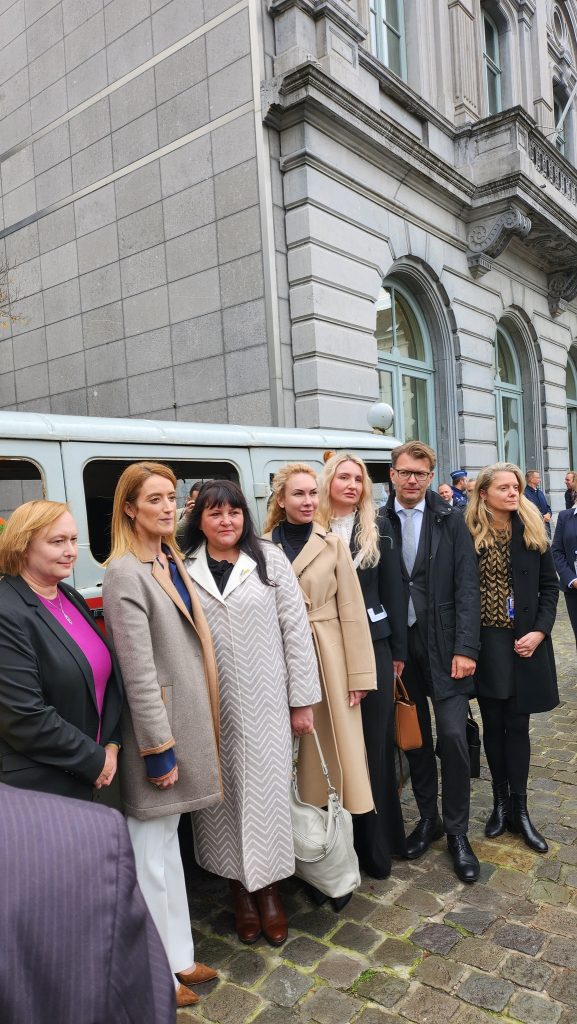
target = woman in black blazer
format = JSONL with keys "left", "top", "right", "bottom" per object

{"left": 466, "top": 464, "right": 558, "bottom": 853}
{"left": 318, "top": 452, "right": 408, "bottom": 877}
{"left": 552, "top": 499, "right": 577, "bottom": 652}
{"left": 0, "top": 501, "right": 122, "bottom": 800}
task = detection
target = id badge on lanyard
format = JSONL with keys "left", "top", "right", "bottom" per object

{"left": 506, "top": 594, "right": 515, "bottom": 621}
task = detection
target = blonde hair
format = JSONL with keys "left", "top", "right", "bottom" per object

{"left": 263, "top": 463, "right": 318, "bottom": 533}
{"left": 0, "top": 500, "right": 70, "bottom": 576}
{"left": 105, "top": 462, "right": 179, "bottom": 564}
{"left": 465, "top": 462, "right": 548, "bottom": 554}
{"left": 317, "top": 452, "right": 379, "bottom": 568}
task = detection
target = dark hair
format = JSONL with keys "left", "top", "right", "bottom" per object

{"left": 183, "top": 480, "right": 275, "bottom": 586}
{"left": 189, "top": 481, "right": 203, "bottom": 496}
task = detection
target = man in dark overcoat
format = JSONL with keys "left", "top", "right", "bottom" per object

{"left": 385, "top": 441, "right": 481, "bottom": 882}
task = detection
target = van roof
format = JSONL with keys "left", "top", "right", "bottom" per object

{"left": 0, "top": 410, "right": 401, "bottom": 451}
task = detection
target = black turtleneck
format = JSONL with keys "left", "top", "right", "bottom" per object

{"left": 207, "top": 553, "right": 235, "bottom": 593}
{"left": 272, "top": 520, "right": 313, "bottom": 563}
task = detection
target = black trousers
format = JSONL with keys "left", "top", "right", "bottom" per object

{"left": 477, "top": 696, "right": 530, "bottom": 794}
{"left": 565, "top": 590, "right": 577, "bottom": 652}
{"left": 403, "top": 623, "right": 471, "bottom": 835}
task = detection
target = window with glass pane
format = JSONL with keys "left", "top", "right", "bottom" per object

{"left": 483, "top": 13, "right": 501, "bottom": 115}
{"left": 375, "top": 282, "right": 435, "bottom": 445}
{"left": 554, "top": 94, "right": 566, "bottom": 155}
{"left": 368, "top": 0, "right": 406, "bottom": 78}
{"left": 568, "top": 359, "right": 577, "bottom": 469}
{"left": 494, "top": 326, "right": 525, "bottom": 468}
{"left": 496, "top": 330, "right": 518, "bottom": 385}
{"left": 500, "top": 396, "right": 522, "bottom": 465}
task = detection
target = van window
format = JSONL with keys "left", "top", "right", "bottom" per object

{"left": 0, "top": 458, "right": 44, "bottom": 519}
{"left": 83, "top": 458, "right": 239, "bottom": 563}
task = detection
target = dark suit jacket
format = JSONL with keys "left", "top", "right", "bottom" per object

{"left": 385, "top": 488, "right": 481, "bottom": 700}
{"left": 0, "top": 576, "right": 123, "bottom": 799}
{"left": 0, "top": 784, "right": 175, "bottom": 1024}
{"left": 552, "top": 508, "right": 577, "bottom": 589}
{"left": 352, "top": 510, "right": 407, "bottom": 662}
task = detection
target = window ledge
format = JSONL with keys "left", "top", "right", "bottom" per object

{"left": 358, "top": 47, "right": 456, "bottom": 138}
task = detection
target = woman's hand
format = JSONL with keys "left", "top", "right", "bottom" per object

{"left": 514, "top": 631, "right": 545, "bottom": 658}
{"left": 290, "top": 706, "right": 314, "bottom": 736}
{"left": 349, "top": 690, "right": 367, "bottom": 707}
{"left": 94, "top": 744, "right": 119, "bottom": 789}
{"left": 150, "top": 765, "right": 179, "bottom": 789}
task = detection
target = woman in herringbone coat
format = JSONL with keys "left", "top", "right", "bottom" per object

{"left": 102, "top": 461, "right": 222, "bottom": 1009}
{"left": 183, "top": 480, "right": 320, "bottom": 948}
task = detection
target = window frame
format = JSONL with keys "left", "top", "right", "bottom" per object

{"left": 494, "top": 325, "right": 526, "bottom": 468}
{"left": 567, "top": 355, "right": 577, "bottom": 471}
{"left": 482, "top": 10, "right": 502, "bottom": 115}
{"left": 368, "top": 0, "right": 407, "bottom": 79}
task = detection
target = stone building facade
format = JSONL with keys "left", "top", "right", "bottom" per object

{"left": 1, "top": 0, "right": 577, "bottom": 501}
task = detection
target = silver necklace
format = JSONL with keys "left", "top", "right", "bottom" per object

{"left": 45, "top": 590, "right": 73, "bottom": 625}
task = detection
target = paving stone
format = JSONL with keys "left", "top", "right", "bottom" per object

{"left": 416, "top": 867, "right": 461, "bottom": 895}
{"left": 253, "top": 1008, "right": 301, "bottom": 1024}
{"left": 412, "top": 955, "right": 464, "bottom": 992}
{"left": 201, "top": 983, "right": 261, "bottom": 1024}
{"left": 355, "top": 1011, "right": 405, "bottom": 1024}
{"left": 488, "top": 867, "right": 532, "bottom": 896}
{"left": 361, "top": 877, "right": 397, "bottom": 898}
{"left": 548, "top": 968, "right": 577, "bottom": 1005}
{"left": 411, "top": 923, "right": 460, "bottom": 954}
{"left": 300, "top": 987, "right": 360, "bottom": 1024}
{"left": 193, "top": 936, "right": 237, "bottom": 968}
{"left": 339, "top": 893, "right": 379, "bottom": 922}
{"left": 507, "top": 899, "right": 539, "bottom": 922}
{"left": 443, "top": 906, "right": 497, "bottom": 934}
{"left": 395, "top": 888, "right": 443, "bottom": 917}
{"left": 355, "top": 972, "right": 409, "bottom": 1007}
{"left": 288, "top": 908, "right": 338, "bottom": 939}
{"left": 532, "top": 905, "right": 577, "bottom": 937}
{"left": 371, "top": 938, "right": 422, "bottom": 968}
{"left": 541, "top": 935, "right": 577, "bottom": 968}
{"left": 397, "top": 986, "right": 460, "bottom": 1023}
{"left": 499, "top": 952, "right": 553, "bottom": 991}
{"left": 535, "top": 860, "right": 562, "bottom": 881}
{"left": 556, "top": 846, "right": 577, "bottom": 865}
{"left": 508, "top": 991, "right": 563, "bottom": 1024}
{"left": 453, "top": 1008, "right": 493, "bottom": 1024}
{"left": 542, "top": 823, "right": 577, "bottom": 844}
{"left": 529, "top": 880, "right": 572, "bottom": 905}
{"left": 451, "top": 936, "right": 507, "bottom": 970}
{"left": 226, "top": 951, "right": 267, "bottom": 986}
{"left": 332, "top": 922, "right": 381, "bottom": 953}
{"left": 491, "top": 922, "right": 546, "bottom": 955}
{"left": 368, "top": 905, "right": 418, "bottom": 935}
{"left": 457, "top": 972, "right": 515, "bottom": 1012}
{"left": 472, "top": 839, "right": 535, "bottom": 872}
{"left": 316, "top": 953, "right": 364, "bottom": 989}
{"left": 281, "top": 936, "right": 327, "bottom": 967}
{"left": 260, "top": 966, "right": 313, "bottom": 1007}
{"left": 459, "top": 884, "right": 512, "bottom": 912}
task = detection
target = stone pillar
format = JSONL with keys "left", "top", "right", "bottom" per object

{"left": 448, "top": 0, "right": 481, "bottom": 123}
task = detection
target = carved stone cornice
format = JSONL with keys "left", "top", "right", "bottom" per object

{"left": 466, "top": 205, "right": 532, "bottom": 278}
{"left": 268, "top": 0, "right": 367, "bottom": 44}
{"left": 548, "top": 269, "right": 577, "bottom": 316}
{"left": 513, "top": 0, "right": 536, "bottom": 27}
{"left": 358, "top": 49, "right": 456, "bottom": 137}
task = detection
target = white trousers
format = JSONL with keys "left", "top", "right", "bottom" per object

{"left": 127, "top": 814, "right": 194, "bottom": 984}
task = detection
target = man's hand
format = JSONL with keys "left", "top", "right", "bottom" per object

{"left": 543, "top": 513, "right": 552, "bottom": 522}
{"left": 94, "top": 745, "right": 119, "bottom": 789}
{"left": 393, "top": 661, "right": 405, "bottom": 678}
{"left": 451, "top": 655, "right": 476, "bottom": 679}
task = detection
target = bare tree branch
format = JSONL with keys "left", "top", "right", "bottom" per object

{"left": 0, "top": 257, "right": 22, "bottom": 329}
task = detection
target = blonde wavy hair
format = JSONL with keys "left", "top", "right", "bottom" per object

{"left": 317, "top": 452, "right": 379, "bottom": 568}
{"left": 263, "top": 463, "right": 318, "bottom": 533}
{"left": 105, "top": 461, "right": 179, "bottom": 564}
{"left": 465, "top": 462, "right": 548, "bottom": 554}
{"left": 0, "top": 500, "right": 70, "bottom": 575}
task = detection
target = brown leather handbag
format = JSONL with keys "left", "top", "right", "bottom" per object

{"left": 394, "top": 674, "right": 422, "bottom": 751}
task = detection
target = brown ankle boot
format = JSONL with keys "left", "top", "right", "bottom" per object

{"left": 255, "top": 884, "right": 287, "bottom": 946}
{"left": 230, "top": 880, "right": 261, "bottom": 944}
{"left": 176, "top": 983, "right": 199, "bottom": 1007}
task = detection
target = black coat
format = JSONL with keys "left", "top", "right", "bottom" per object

{"left": 384, "top": 489, "right": 481, "bottom": 700}
{"left": 478, "top": 514, "right": 559, "bottom": 715}
{"left": 352, "top": 510, "right": 407, "bottom": 662}
{"left": 0, "top": 576, "right": 123, "bottom": 799}
{"left": 552, "top": 508, "right": 577, "bottom": 588}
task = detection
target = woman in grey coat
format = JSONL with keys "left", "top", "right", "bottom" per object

{"left": 183, "top": 481, "right": 320, "bottom": 948}
{"left": 102, "top": 461, "right": 222, "bottom": 1009}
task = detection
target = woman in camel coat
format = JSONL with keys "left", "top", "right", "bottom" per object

{"left": 264, "top": 464, "right": 376, "bottom": 821}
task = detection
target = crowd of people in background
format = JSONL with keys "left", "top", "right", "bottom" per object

{"left": 0, "top": 445, "right": 575, "bottom": 1017}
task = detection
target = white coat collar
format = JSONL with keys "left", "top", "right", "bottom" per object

{"left": 185, "top": 543, "right": 257, "bottom": 603}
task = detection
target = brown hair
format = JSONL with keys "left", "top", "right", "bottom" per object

{"left": 391, "top": 441, "right": 437, "bottom": 470}
{"left": 0, "top": 500, "right": 70, "bottom": 576}
{"left": 105, "top": 461, "right": 178, "bottom": 564}
{"left": 263, "top": 463, "right": 318, "bottom": 533}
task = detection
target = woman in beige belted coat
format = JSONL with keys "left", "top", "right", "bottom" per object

{"left": 264, "top": 464, "right": 376, "bottom": 832}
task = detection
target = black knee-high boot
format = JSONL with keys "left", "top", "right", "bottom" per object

{"left": 485, "top": 781, "right": 509, "bottom": 838}
{"left": 507, "top": 793, "right": 548, "bottom": 853}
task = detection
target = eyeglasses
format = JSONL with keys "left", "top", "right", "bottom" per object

{"left": 394, "top": 469, "right": 431, "bottom": 482}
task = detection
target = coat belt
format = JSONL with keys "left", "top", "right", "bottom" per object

{"left": 307, "top": 598, "right": 338, "bottom": 622}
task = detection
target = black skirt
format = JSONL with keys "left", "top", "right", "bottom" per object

{"left": 475, "top": 626, "right": 515, "bottom": 700}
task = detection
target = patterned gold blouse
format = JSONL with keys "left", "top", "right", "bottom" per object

{"left": 479, "top": 529, "right": 513, "bottom": 629}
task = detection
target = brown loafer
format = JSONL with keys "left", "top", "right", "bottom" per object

{"left": 176, "top": 984, "right": 199, "bottom": 1007}
{"left": 255, "top": 883, "right": 287, "bottom": 946}
{"left": 230, "top": 879, "right": 261, "bottom": 944}
{"left": 176, "top": 962, "right": 218, "bottom": 986}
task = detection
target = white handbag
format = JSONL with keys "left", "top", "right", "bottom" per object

{"left": 290, "top": 729, "right": 361, "bottom": 898}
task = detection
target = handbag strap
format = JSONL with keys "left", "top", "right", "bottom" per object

{"left": 292, "top": 729, "right": 338, "bottom": 797}
{"left": 394, "top": 672, "right": 411, "bottom": 703}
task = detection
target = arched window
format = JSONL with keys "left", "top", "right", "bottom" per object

{"left": 495, "top": 325, "right": 525, "bottom": 467}
{"left": 567, "top": 355, "right": 577, "bottom": 470}
{"left": 375, "top": 282, "right": 435, "bottom": 444}
{"left": 554, "top": 88, "right": 567, "bottom": 155}
{"left": 368, "top": 0, "right": 406, "bottom": 78}
{"left": 483, "top": 12, "right": 502, "bottom": 114}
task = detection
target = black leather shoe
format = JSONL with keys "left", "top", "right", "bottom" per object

{"left": 406, "top": 815, "right": 445, "bottom": 859}
{"left": 331, "top": 892, "right": 353, "bottom": 913}
{"left": 485, "top": 781, "right": 509, "bottom": 838}
{"left": 507, "top": 793, "right": 548, "bottom": 853}
{"left": 447, "top": 834, "right": 480, "bottom": 883}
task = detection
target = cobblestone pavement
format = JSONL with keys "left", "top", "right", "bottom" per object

{"left": 178, "top": 604, "right": 577, "bottom": 1024}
